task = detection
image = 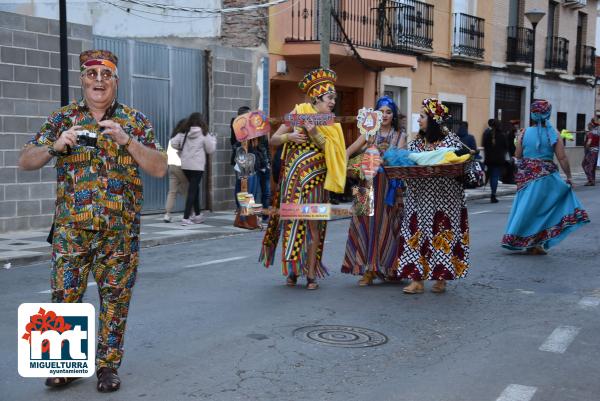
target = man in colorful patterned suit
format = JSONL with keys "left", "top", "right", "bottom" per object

{"left": 19, "top": 50, "right": 167, "bottom": 392}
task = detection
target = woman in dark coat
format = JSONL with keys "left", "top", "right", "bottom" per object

{"left": 483, "top": 119, "right": 508, "bottom": 203}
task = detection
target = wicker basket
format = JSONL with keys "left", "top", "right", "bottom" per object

{"left": 383, "top": 162, "right": 467, "bottom": 179}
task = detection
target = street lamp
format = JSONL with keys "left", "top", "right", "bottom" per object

{"left": 525, "top": 9, "right": 546, "bottom": 108}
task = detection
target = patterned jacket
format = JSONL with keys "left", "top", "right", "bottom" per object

{"left": 27, "top": 100, "right": 165, "bottom": 233}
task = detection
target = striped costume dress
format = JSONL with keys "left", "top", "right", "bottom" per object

{"left": 341, "top": 129, "right": 404, "bottom": 278}
{"left": 260, "top": 139, "right": 329, "bottom": 277}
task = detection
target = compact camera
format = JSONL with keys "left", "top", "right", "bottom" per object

{"left": 76, "top": 130, "right": 98, "bottom": 148}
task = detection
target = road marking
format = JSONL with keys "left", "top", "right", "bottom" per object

{"left": 496, "top": 384, "right": 537, "bottom": 401}
{"left": 578, "top": 296, "right": 600, "bottom": 309}
{"left": 539, "top": 326, "right": 580, "bottom": 353}
{"left": 38, "top": 282, "right": 97, "bottom": 294}
{"left": 185, "top": 256, "right": 248, "bottom": 268}
{"left": 471, "top": 210, "right": 491, "bottom": 215}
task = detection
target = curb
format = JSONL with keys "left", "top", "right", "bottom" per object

{"left": 1, "top": 229, "right": 248, "bottom": 270}
{"left": 466, "top": 188, "right": 517, "bottom": 201}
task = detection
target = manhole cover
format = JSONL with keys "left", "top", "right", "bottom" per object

{"left": 293, "top": 325, "right": 388, "bottom": 348}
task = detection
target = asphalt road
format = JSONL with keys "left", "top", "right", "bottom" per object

{"left": 1, "top": 186, "right": 598, "bottom": 401}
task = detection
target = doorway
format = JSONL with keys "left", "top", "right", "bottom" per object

{"left": 94, "top": 36, "right": 207, "bottom": 213}
{"left": 444, "top": 102, "right": 464, "bottom": 134}
{"left": 335, "top": 86, "right": 361, "bottom": 146}
{"left": 494, "top": 84, "right": 523, "bottom": 133}
{"left": 383, "top": 84, "right": 409, "bottom": 132}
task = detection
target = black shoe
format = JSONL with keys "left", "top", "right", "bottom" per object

{"left": 491, "top": 195, "right": 498, "bottom": 203}
{"left": 330, "top": 198, "right": 340, "bottom": 205}
{"left": 97, "top": 367, "right": 120, "bottom": 393}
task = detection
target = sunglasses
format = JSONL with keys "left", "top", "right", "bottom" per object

{"left": 82, "top": 69, "right": 115, "bottom": 81}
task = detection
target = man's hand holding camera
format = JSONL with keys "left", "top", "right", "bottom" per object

{"left": 98, "top": 120, "right": 130, "bottom": 146}
{"left": 54, "top": 120, "right": 130, "bottom": 154}
{"left": 53, "top": 125, "right": 82, "bottom": 153}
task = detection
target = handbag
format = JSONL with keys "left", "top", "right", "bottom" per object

{"left": 233, "top": 211, "right": 260, "bottom": 230}
{"left": 457, "top": 140, "right": 485, "bottom": 188}
{"left": 464, "top": 159, "right": 485, "bottom": 188}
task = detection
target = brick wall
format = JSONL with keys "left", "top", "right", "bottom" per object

{"left": 221, "top": 0, "right": 268, "bottom": 48}
{"left": 208, "top": 45, "right": 265, "bottom": 210}
{"left": 0, "top": 11, "right": 92, "bottom": 233}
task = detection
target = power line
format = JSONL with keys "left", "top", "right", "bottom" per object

{"left": 102, "top": 0, "right": 298, "bottom": 21}
{"left": 101, "top": 0, "right": 220, "bottom": 21}
{"left": 117, "top": 0, "right": 290, "bottom": 14}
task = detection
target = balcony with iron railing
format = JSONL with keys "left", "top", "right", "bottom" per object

{"left": 286, "top": 0, "right": 434, "bottom": 56}
{"left": 575, "top": 44, "right": 596, "bottom": 77}
{"left": 506, "top": 26, "right": 533, "bottom": 66}
{"left": 545, "top": 36, "right": 569, "bottom": 73}
{"left": 562, "top": 0, "right": 587, "bottom": 9}
{"left": 451, "top": 12, "right": 485, "bottom": 61}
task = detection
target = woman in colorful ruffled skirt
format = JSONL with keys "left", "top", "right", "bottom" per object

{"left": 501, "top": 100, "right": 590, "bottom": 254}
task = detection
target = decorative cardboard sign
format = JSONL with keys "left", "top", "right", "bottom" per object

{"left": 284, "top": 113, "right": 335, "bottom": 127}
{"left": 356, "top": 108, "right": 382, "bottom": 139}
{"left": 234, "top": 147, "right": 256, "bottom": 178}
{"left": 233, "top": 111, "right": 270, "bottom": 142}
{"left": 279, "top": 203, "right": 331, "bottom": 220}
{"left": 360, "top": 145, "right": 382, "bottom": 180}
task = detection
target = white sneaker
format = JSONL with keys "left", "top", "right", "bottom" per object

{"left": 181, "top": 218, "right": 193, "bottom": 226}
{"left": 163, "top": 214, "right": 171, "bottom": 223}
{"left": 192, "top": 213, "right": 205, "bottom": 224}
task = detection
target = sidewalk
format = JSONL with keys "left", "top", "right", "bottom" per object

{"left": 0, "top": 211, "right": 249, "bottom": 268}
{"left": 0, "top": 173, "right": 589, "bottom": 268}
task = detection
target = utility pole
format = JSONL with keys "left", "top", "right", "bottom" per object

{"left": 319, "top": 0, "right": 331, "bottom": 68}
{"left": 59, "top": 0, "right": 69, "bottom": 106}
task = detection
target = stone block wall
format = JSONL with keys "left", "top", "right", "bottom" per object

{"left": 0, "top": 11, "right": 92, "bottom": 233}
{"left": 221, "top": 0, "right": 268, "bottom": 48}
{"left": 208, "top": 45, "right": 266, "bottom": 211}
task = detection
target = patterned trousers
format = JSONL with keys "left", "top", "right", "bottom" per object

{"left": 51, "top": 225, "right": 139, "bottom": 370}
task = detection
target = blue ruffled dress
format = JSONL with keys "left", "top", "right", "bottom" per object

{"left": 501, "top": 126, "right": 589, "bottom": 250}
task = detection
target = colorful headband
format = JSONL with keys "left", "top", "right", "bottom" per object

{"left": 530, "top": 99, "right": 551, "bottom": 122}
{"left": 422, "top": 98, "right": 450, "bottom": 125}
{"left": 80, "top": 59, "right": 118, "bottom": 75}
{"left": 376, "top": 96, "right": 398, "bottom": 118}
{"left": 79, "top": 49, "right": 119, "bottom": 77}
{"left": 299, "top": 67, "right": 337, "bottom": 99}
